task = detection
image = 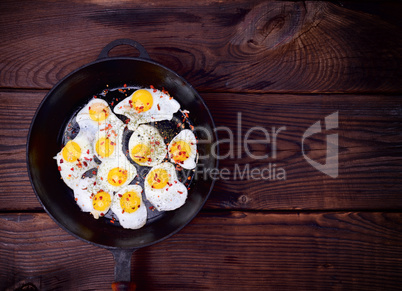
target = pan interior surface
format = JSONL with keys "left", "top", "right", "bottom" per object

{"left": 27, "top": 58, "right": 217, "bottom": 249}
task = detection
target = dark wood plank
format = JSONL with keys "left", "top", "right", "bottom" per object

{"left": 1, "top": 90, "right": 401, "bottom": 211}
{"left": 1, "top": 1, "right": 402, "bottom": 93}
{"left": 1, "top": 211, "right": 402, "bottom": 290}
{"left": 203, "top": 93, "right": 402, "bottom": 210}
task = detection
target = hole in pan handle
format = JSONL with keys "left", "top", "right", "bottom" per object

{"left": 98, "top": 38, "right": 151, "bottom": 61}
{"left": 111, "top": 248, "right": 137, "bottom": 291}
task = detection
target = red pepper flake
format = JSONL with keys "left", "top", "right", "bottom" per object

{"left": 157, "top": 104, "right": 160, "bottom": 111}
{"left": 125, "top": 118, "right": 130, "bottom": 124}
{"left": 150, "top": 85, "right": 154, "bottom": 89}
{"left": 58, "top": 166, "right": 62, "bottom": 171}
{"left": 60, "top": 159, "right": 64, "bottom": 164}
{"left": 169, "top": 97, "right": 173, "bottom": 100}
{"left": 71, "top": 167, "right": 74, "bottom": 171}
{"left": 177, "top": 123, "right": 182, "bottom": 128}
{"left": 178, "top": 191, "right": 183, "bottom": 194}
{"left": 110, "top": 220, "right": 115, "bottom": 224}
{"left": 92, "top": 170, "right": 96, "bottom": 175}
{"left": 123, "top": 84, "right": 127, "bottom": 88}
{"left": 87, "top": 149, "right": 90, "bottom": 154}
{"left": 118, "top": 194, "right": 122, "bottom": 197}
{"left": 188, "top": 176, "right": 191, "bottom": 180}
{"left": 83, "top": 161, "right": 88, "bottom": 167}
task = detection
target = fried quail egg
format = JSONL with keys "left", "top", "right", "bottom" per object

{"left": 73, "top": 174, "right": 114, "bottom": 219}
{"left": 76, "top": 98, "right": 123, "bottom": 139}
{"left": 128, "top": 124, "right": 167, "bottom": 167}
{"left": 168, "top": 129, "right": 197, "bottom": 170}
{"left": 91, "top": 189, "right": 113, "bottom": 219}
{"left": 55, "top": 133, "right": 97, "bottom": 189}
{"left": 144, "top": 162, "right": 188, "bottom": 211}
{"left": 96, "top": 156, "right": 137, "bottom": 193}
{"left": 113, "top": 88, "right": 180, "bottom": 131}
{"left": 94, "top": 124, "right": 125, "bottom": 162}
{"left": 111, "top": 185, "right": 147, "bottom": 229}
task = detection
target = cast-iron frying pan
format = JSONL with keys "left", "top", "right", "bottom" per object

{"left": 27, "top": 39, "right": 218, "bottom": 290}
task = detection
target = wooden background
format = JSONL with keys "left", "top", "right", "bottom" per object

{"left": 1, "top": 0, "right": 402, "bottom": 290}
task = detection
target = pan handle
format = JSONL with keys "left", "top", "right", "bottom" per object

{"left": 111, "top": 248, "right": 137, "bottom": 291}
{"left": 98, "top": 39, "right": 151, "bottom": 60}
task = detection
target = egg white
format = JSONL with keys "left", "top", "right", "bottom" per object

{"left": 73, "top": 176, "right": 98, "bottom": 212}
{"left": 113, "top": 88, "right": 180, "bottom": 131}
{"left": 128, "top": 124, "right": 167, "bottom": 167}
{"left": 144, "top": 162, "right": 188, "bottom": 211}
{"left": 168, "top": 129, "right": 197, "bottom": 170}
{"left": 111, "top": 185, "right": 147, "bottom": 229}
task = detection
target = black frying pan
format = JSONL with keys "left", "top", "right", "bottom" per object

{"left": 27, "top": 39, "right": 218, "bottom": 290}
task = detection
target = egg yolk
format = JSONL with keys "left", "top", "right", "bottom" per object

{"left": 130, "top": 143, "right": 151, "bottom": 164}
{"left": 147, "top": 168, "right": 169, "bottom": 189}
{"left": 120, "top": 191, "right": 141, "bottom": 213}
{"left": 93, "top": 191, "right": 111, "bottom": 211}
{"left": 62, "top": 140, "right": 81, "bottom": 163}
{"left": 107, "top": 167, "right": 128, "bottom": 187}
{"left": 169, "top": 140, "right": 191, "bottom": 163}
{"left": 89, "top": 102, "right": 109, "bottom": 122}
{"left": 131, "top": 89, "right": 153, "bottom": 113}
{"left": 95, "top": 137, "right": 115, "bottom": 158}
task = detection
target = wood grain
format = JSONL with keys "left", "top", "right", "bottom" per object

{"left": 1, "top": 1, "right": 402, "bottom": 93}
{"left": 1, "top": 90, "right": 401, "bottom": 211}
{"left": 1, "top": 211, "right": 402, "bottom": 290}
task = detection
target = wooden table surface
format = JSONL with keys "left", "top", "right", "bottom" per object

{"left": 1, "top": 1, "right": 402, "bottom": 290}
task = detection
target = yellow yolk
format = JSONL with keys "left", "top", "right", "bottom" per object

{"left": 107, "top": 167, "right": 128, "bottom": 187}
{"left": 89, "top": 102, "right": 109, "bottom": 122}
{"left": 62, "top": 140, "right": 81, "bottom": 163}
{"left": 95, "top": 137, "right": 115, "bottom": 158}
{"left": 93, "top": 191, "right": 111, "bottom": 211}
{"left": 147, "top": 168, "right": 169, "bottom": 189}
{"left": 169, "top": 140, "right": 191, "bottom": 163}
{"left": 120, "top": 191, "right": 141, "bottom": 213}
{"left": 130, "top": 143, "right": 151, "bottom": 164}
{"left": 131, "top": 89, "right": 153, "bottom": 113}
